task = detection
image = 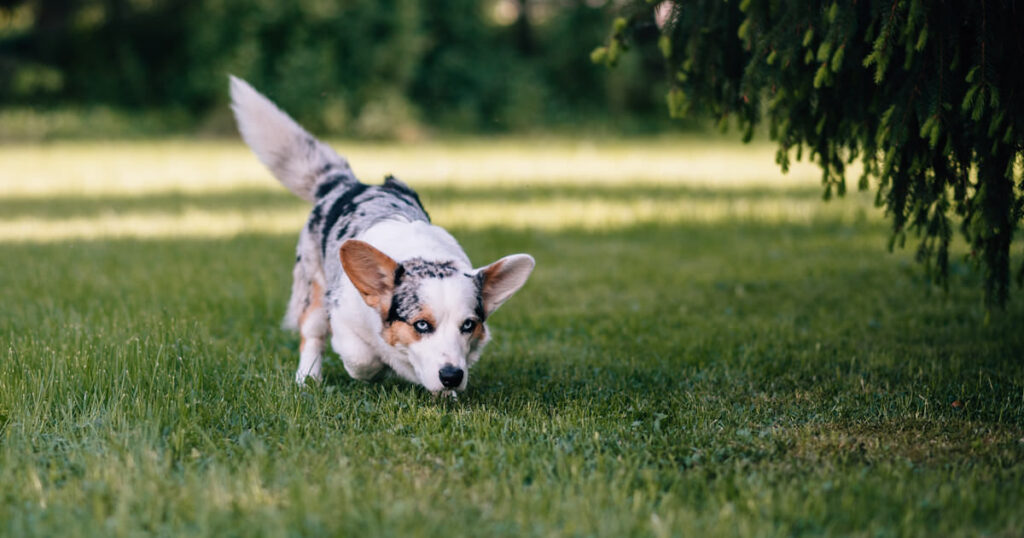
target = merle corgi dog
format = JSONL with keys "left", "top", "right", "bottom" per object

{"left": 229, "top": 76, "right": 535, "bottom": 395}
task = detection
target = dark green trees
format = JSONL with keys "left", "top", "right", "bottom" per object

{"left": 0, "top": 0, "right": 668, "bottom": 134}
{"left": 600, "top": 0, "right": 1024, "bottom": 306}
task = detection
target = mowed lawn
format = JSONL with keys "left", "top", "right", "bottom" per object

{"left": 1, "top": 138, "right": 1022, "bottom": 537}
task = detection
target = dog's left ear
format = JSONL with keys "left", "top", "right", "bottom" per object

{"left": 476, "top": 254, "right": 535, "bottom": 318}
{"left": 340, "top": 240, "right": 400, "bottom": 317}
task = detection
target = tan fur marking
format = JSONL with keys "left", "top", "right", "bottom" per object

{"left": 299, "top": 281, "right": 324, "bottom": 322}
{"left": 298, "top": 280, "right": 324, "bottom": 353}
{"left": 383, "top": 321, "right": 420, "bottom": 346}
{"left": 469, "top": 321, "right": 486, "bottom": 343}
{"left": 299, "top": 280, "right": 324, "bottom": 328}
{"left": 383, "top": 306, "right": 435, "bottom": 346}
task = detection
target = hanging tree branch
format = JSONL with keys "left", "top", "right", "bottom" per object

{"left": 596, "top": 0, "right": 1024, "bottom": 307}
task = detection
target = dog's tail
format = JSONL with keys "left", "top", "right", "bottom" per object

{"left": 229, "top": 75, "right": 351, "bottom": 203}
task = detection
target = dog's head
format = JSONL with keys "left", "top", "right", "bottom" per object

{"left": 340, "top": 240, "right": 534, "bottom": 393}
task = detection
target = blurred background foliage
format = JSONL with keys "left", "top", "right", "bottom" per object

{"left": 0, "top": 0, "right": 678, "bottom": 138}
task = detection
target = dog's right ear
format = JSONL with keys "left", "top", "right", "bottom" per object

{"left": 476, "top": 254, "right": 535, "bottom": 318}
{"left": 340, "top": 240, "right": 399, "bottom": 318}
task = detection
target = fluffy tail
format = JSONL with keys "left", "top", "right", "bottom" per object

{"left": 229, "top": 75, "right": 349, "bottom": 203}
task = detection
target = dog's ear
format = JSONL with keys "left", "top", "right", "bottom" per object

{"left": 476, "top": 254, "right": 535, "bottom": 318}
{"left": 340, "top": 240, "right": 399, "bottom": 317}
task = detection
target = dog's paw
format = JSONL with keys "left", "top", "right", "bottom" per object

{"left": 295, "top": 370, "right": 323, "bottom": 386}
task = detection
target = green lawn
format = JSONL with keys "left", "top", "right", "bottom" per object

{"left": 1, "top": 138, "right": 1022, "bottom": 537}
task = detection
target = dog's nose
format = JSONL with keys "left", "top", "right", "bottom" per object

{"left": 439, "top": 365, "right": 464, "bottom": 389}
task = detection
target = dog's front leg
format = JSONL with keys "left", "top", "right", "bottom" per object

{"left": 332, "top": 324, "right": 385, "bottom": 381}
{"left": 296, "top": 281, "right": 329, "bottom": 384}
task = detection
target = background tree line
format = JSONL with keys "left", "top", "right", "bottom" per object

{"left": 0, "top": 0, "right": 671, "bottom": 136}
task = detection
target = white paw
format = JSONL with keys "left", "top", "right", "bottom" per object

{"left": 295, "top": 353, "right": 323, "bottom": 385}
{"left": 295, "top": 368, "right": 323, "bottom": 385}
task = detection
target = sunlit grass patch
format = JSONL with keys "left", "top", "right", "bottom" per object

{"left": 0, "top": 209, "right": 303, "bottom": 242}
{"left": 0, "top": 136, "right": 826, "bottom": 198}
{"left": 0, "top": 191, "right": 882, "bottom": 242}
{"left": 428, "top": 192, "right": 878, "bottom": 231}
{"left": 0, "top": 137, "right": 873, "bottom": 241}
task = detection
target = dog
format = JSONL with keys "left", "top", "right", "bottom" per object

{"left": 229, "top": 76, "right": 535, "bottom": 395}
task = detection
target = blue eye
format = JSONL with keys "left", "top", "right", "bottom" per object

{"left": 413, "top": 320, "right": 433, "bottom": 333}
{"left": 460, "top": 319, "right": 477, "bottom": 333}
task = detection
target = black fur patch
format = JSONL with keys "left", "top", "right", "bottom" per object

{"left": 473, "top": 272, "right": 487, "bottom": 321}
{"left": 386, "top": 287, "right": 420, "bottom": 324}
{"left": 315, "top": 177, "right": 342, "bottom": 199}
{"left": 403, "top": 258, "right": 458, "bottom": 279}
{"left": 315, "top": 175, "right": 430, "bottom": 265}
{"left": 381, "top": 175, "right": 430, "bottom": 221}
{"left": 394, "top": 264, "right": 407, "bottom": 285}
{"left": 308, "top": 203, "right": 324, "bottom": 232}
{"left": 321, "top": 183, "right": 368, "bottom": 255}
{"left": 385, "top": 265, "right": 411, "bottom": 324}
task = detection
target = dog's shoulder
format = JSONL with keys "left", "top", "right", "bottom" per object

{"left": 307, "top": 174, "right": 431, "bottom": 259}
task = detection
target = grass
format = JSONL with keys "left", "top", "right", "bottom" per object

{"left": 1, "top": 137, "right": 1023, "bottom": 537}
